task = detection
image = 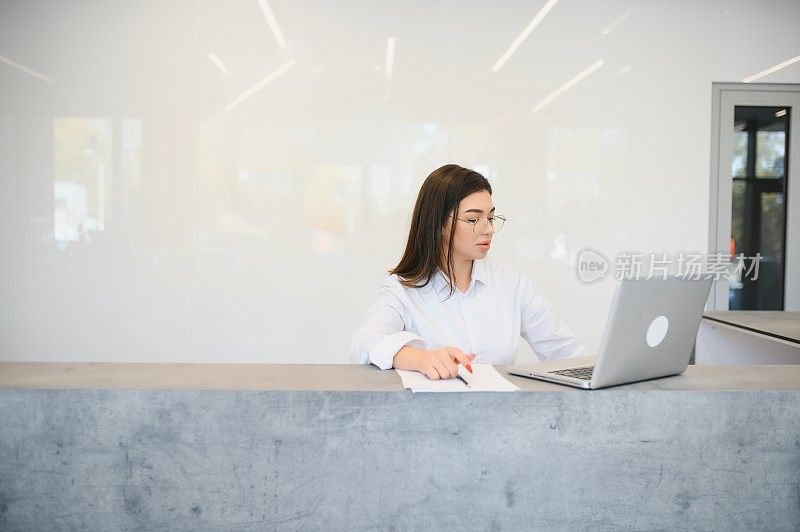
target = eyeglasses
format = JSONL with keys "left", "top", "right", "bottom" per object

{"left": 451, "top": 214, "right": 507, "bottom": 234}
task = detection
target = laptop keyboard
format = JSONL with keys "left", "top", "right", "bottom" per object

{"left": 549, "top": 365, "right": 594, "bottom": 381}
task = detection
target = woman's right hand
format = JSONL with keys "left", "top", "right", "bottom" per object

{"left": 416, "top": 347, "right": 476, "bottom": 380}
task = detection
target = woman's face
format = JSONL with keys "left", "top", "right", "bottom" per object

{"left": 442, "top": 190, "right": 496, "bottom": 263}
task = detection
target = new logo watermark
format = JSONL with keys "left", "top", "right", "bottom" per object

{"left": 576, "top": 248, "right": 609, "bottom": 284}
{"left": 576, "top": 249, "right": 762, "bottom": 284}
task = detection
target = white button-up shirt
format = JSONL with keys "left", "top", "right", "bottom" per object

{"left": 350, "top": 258, "right": 587, "bottom": 369}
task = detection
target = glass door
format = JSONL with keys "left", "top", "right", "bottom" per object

{"left": 710, "top": 83, "right": 800, "bottom": 311}
{"left": 730, "top": 105, "right": 789, "bottom": 309}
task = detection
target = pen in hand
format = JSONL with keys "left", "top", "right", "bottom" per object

{"left": 453, "top": 353, "right": 476, "bottom": 387}
{"left": 465, "top": 354, "right": 474, "bottom": 374}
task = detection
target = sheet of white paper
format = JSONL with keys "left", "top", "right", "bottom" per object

{"left": 395, "top": 364, "right": 520, "bottom": 392}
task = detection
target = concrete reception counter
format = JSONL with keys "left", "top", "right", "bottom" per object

{"left": 1, "top": 362, "right": 798, "bottom": 530}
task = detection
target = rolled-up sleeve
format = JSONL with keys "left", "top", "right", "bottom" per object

{"left": 349, "top": 278, "right": 427, "bottom": 369}
{"left": 520, "top": 274, "right": 587, "bottom": 361}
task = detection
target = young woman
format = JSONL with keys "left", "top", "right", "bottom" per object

{"left": 350, "top": 164, "right": 586, "bottom": 380}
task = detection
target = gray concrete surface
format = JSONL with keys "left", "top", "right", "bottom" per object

{"left": 0, "top": 364, "right": 798, "bottom": 530}
{"left": 3, "top": 358, "right": 800, "bottom": 391}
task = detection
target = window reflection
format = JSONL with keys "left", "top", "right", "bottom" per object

{"left": 760, "top": 192, "right": 784, "bottom": 261}
{"left": 731, "top": 128, "right": 748, "bottom": 178}
{"left": 53, "top": 118, "right": 142, "bottom": 247}
{"left": 121, "top": 119, "right": 142, "bottom": 193}
{"left": 196, "top": 122, "right": 297, "bottom": 249}
{"left": 546, "top": 128, "right": 621, "bottom": 195}
{"left": 53, "top": 118, "right": 112, "bottom": 244}
{"left": 755, "top": 130, "right": 785, "bottom": 178}
{"left": 305, "top": 164, "right": 362, "bottom": 243}
{"left": 194, "top": 122, "right": 468, "bottom": 258}
{"left": 370, "top": 165, "right": 392, "bottom": 215}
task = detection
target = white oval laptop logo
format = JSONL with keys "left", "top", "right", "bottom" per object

{"left": 646, "top": 316, "right": 669, "bottom": 347}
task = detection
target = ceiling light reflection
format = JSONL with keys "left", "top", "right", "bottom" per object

{"left": 385, "top": 37, "right": 396, "bottom": 78}
{"left": 532, "top": 59, "right": 603, "bottom": 113}
{"left": 491, "top": 0, "right": 561, "bottom": 72}
{"left": 224, "top": 59, "right": 296, "bottom": 113}
{"left": 256, "top": 0, "right": 286, "bottom": 48}
{"left": 742, "top": 54, "right": 800, "bottom": 82}
{"left": 601, "top": 10, "right": 632, "bottom": 35}
{"left": 208, "top": 53, "right": 229, "bottom": 74}
{"left": 0, "top": 53, "right": 54, "bottom": 84}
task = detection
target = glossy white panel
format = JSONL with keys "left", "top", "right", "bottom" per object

{"left": 1, "top": 0, "right": 799, "bottom": 362}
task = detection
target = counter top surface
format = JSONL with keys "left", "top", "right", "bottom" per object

{"left": 1, "top": 356, "right": 799, "bottom": 391}
{"left": 703, "top": 311, "right": 800, "bottom": 344}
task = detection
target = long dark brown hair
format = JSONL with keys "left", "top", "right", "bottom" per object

{"left": 389, "top": 164, "right": 492, "bottom": 298}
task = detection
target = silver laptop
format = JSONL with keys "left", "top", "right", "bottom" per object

{"left": 508, "top": 277, "right": 713, "bottom": 389}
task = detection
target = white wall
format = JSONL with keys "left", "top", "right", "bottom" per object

{"left": 1, "top": 0, "right": 799, "bottom": 363}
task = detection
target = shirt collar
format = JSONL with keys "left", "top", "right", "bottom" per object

{"left": 431, "top": 259, "right": 490, "bottom": 294}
